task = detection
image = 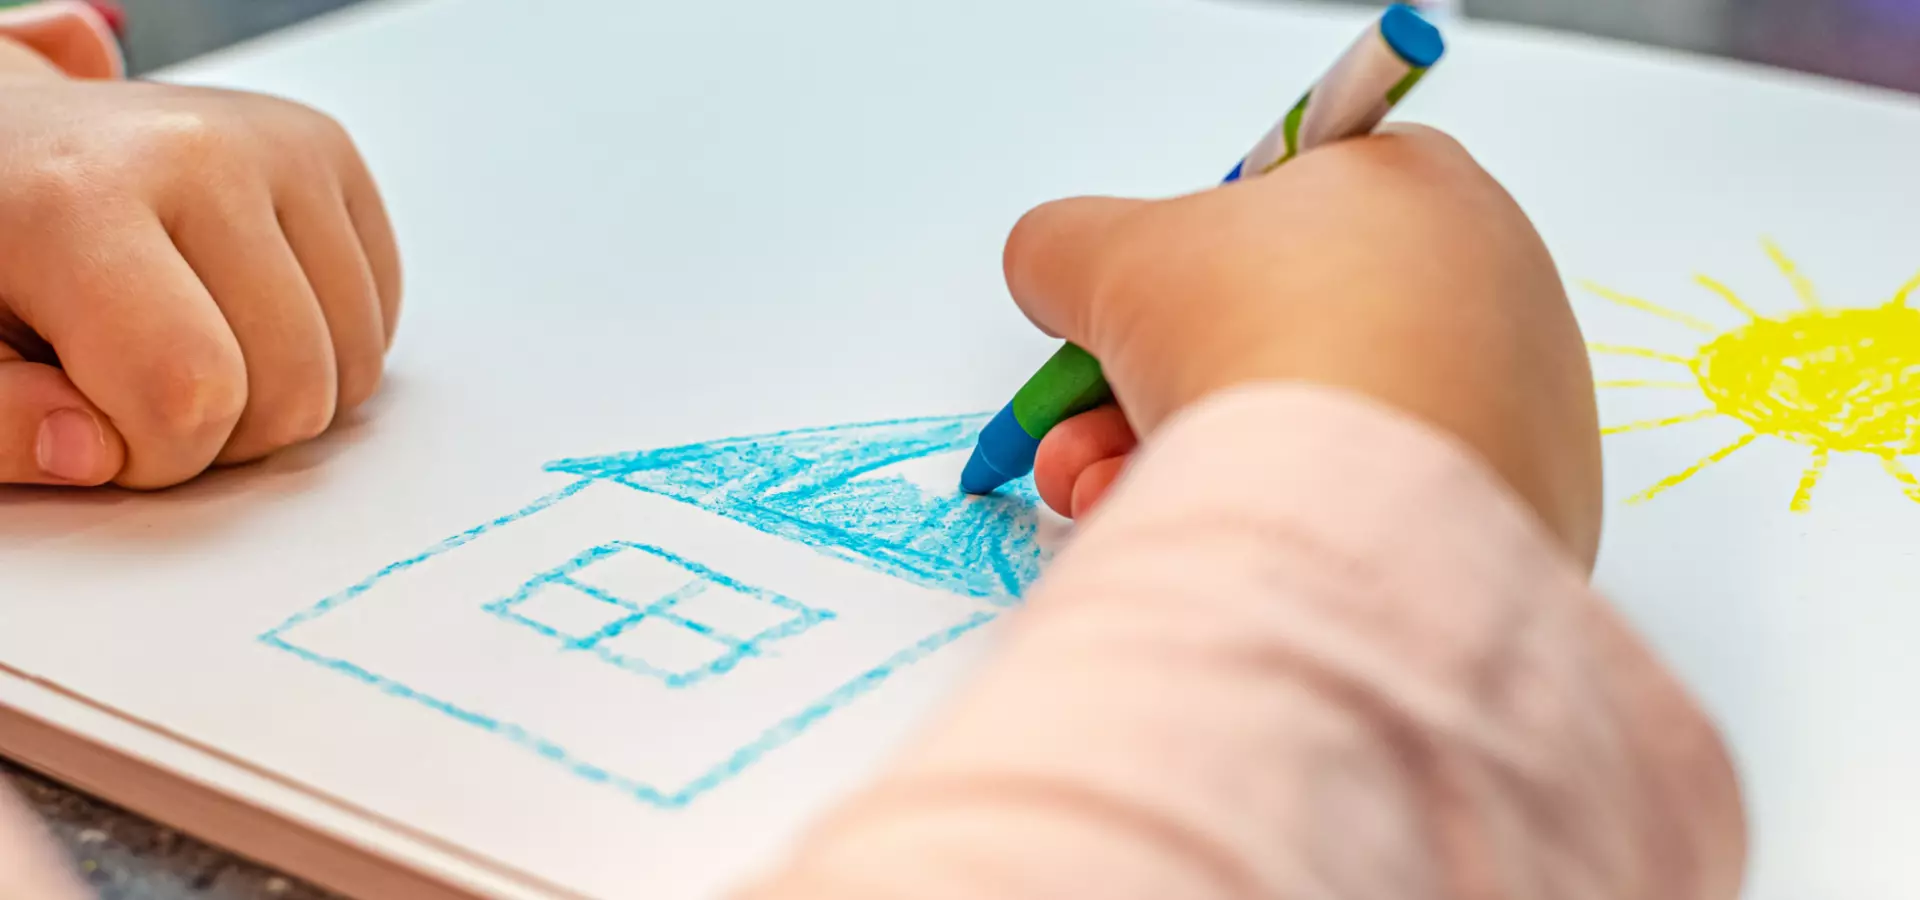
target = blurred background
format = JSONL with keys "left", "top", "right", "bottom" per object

{"left": 123, "top": 0, "right": 1920, "bottom": 92}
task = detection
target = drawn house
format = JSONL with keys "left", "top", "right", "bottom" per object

{"left": 263, "top": 415, "right": 1058, "bottom": 807}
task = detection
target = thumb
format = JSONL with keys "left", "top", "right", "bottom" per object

{"left": 0, "top": 347, "right": 125, "bottom": 486}
{"left": 1002, "top": 195, "right": 1147, "bottom": 345}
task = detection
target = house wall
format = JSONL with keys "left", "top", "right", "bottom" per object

{"left": 266, "top": 479, "right": 1007, "bottom": 809}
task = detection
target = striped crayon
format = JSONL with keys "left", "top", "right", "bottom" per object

{"left": 960, "top": 2, "right": 1447, "bottom": 496}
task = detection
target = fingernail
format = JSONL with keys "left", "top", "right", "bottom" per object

{"left": 36, "top": 408, "right": 104, "bottom": 482}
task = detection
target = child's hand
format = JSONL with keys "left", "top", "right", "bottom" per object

{"left": 0, "top": 33, "right": 398, "bottom": 489}
{"left": 1013, "top": 126, "right": 1603, "bottom": 565}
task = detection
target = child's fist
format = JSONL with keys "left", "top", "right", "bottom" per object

{"left": 1009, "top": 126, "right": 1603, "bottom": 566}
{"left": 0, "top": 50, "right": 399, "bottom": 489}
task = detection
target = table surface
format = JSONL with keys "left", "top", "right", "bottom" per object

{"left": 2, "top": 761, "right": 338, "bottom": 899}
{"left": 16, "top": 0, "right": 1920, "bottom": 897}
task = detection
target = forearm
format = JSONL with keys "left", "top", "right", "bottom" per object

{"left": 742, "top": 384, "right": 1744, "bottom": 900}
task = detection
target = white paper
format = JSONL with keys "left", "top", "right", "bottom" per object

{"left": 1, "top": 0, "right": 1917, "bottom": 897}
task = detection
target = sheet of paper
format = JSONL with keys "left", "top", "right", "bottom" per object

{"left": 0, "top": 0, "right": 1916, "bottom": 896}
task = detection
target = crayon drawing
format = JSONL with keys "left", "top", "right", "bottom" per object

{"left": 261, "top": 414, "right": 1058, "bottom": 808}
{"left": 1587, "top": 241, "right": 1920, "bottom": 510}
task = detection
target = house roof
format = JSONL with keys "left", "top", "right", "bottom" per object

{"left": 544, "top": 414, "right": 1048, "bottom": 601}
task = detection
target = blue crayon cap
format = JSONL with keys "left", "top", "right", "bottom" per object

{"left": 1380, "top": 4, "right": 1445, "bottom": 68}
{"left": 960, "top": 402, "right": 1039, "bottom": 495}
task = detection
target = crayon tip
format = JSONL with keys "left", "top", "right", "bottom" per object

{"left": 959, "top": 402, "right": 1041, "bottom": 495}
{"left": 960, "top": 446, "right": 1014, "bottom": 495}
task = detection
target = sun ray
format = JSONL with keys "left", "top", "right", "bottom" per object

{"left": 1579, "top": 281, "right": 1721, "bottom": 333}
{"left": 1762, "top": 238, "right": 1823, "bottom": 310}
{"left": 1587, "top": 343, "right": 1694, "bottom": 366}
{"left": 1626, "top": 433, "right": 1756, "bottom": 504}
{"left": 1880, "top": 456, "right": 1920, "bottom": 505}
{"left": 1889, "top": 269, "right": 1920, "bottom": 308}
{"left": 1693, "top": 274, "right": 1762, "bottom": 321}
{"left": 1600, "top": 408, "right": 1719, "bottom": 436}
{"left": 1789, "top": 447, "right": 1832, "bottom": 512}
{"left": 1596, "top": 378, "right": 1698, "bottom": 390}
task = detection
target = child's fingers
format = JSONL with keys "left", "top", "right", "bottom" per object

{"left": 1, "top": 202, "right": 246, "bottom": 489}
{"left": 333, "top": 143, "right": 402, "bottom": 347}
{"left": 1002, "top": 196, "right": 1145, "bottom": 344}
{"left": 0, "top": 0, "right": 124, "bottom": 80}
{"left": 0, "top": 344, "right": 125, "bottom": 485}
{"left": 166, "top": 184, "right": 340, "bottom": 466}
{"left": 1069, "top": 455, "right": 1129, "bottom": 519}
{"left": 277, "top": 179, "right": 386, "bottom": 412}
{"left": 1032, "top": 404, "right": 1137, "bottom": 517}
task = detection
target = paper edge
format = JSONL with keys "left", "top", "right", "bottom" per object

{"left": 0, "top": 664, "right": 580, "bottom": 900}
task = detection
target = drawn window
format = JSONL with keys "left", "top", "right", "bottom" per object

{"left": 486, "top": 542, "right": 832, "bottom": 688}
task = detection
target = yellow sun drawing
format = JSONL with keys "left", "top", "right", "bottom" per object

{"left": 1587, "top": 240, "right": 1920, "bottom": 511}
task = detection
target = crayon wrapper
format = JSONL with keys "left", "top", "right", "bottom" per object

{"left": 1238, "top": 17, "right": 1423, "bottom": 177}
{"left": 1011, "top": 343, "right": 1112, "bottom": 438}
